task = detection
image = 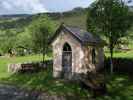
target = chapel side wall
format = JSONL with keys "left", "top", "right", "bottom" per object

{"left": 95, "top": 47, "right": 104, "bottom": 71}
{"left": 82, "top": 46, "right": 96, "bottom": 73}
{"left": 52, "top": 30, "right": 85, "bottom": 78}
{"left": 82, "top": 46, "right": 104, "bottom": 73}
{"left": 52, "top": 37, "right": 62, "bottom": 78}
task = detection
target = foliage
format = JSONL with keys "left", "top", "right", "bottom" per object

{"left": 0, "top": 29, "right": 18, "bottom": 54}
{"left": 14, "top": 30, "right": 33, "bottom": 56}
{"left": 105, "top": 57, "right": 133, "bottom": 73}
{"left": 87, "top": 0, "right": 133, "bottom": 73}
{"left": 28, "top": 15, "right": 56, "bottom": 62}
{"left": 97, "top": 74, "right": 133, "bottom": 100}
{"left": 0, "top": 15, "right": 32, "bottom": 30}
{"left": 0, "top": 7, "right": 89, "bottom": 55}
{"left": 0, "top": 14, "right": 57, "bottom": 56}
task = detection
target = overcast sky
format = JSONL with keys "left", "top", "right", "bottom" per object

{"left": 0, "top": 0, "right": 132, "bottom": 15}
{"left": 0, "top": 0, "right": 94, "bottom": 15}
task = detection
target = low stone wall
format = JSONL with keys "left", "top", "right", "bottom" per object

{"left": 8, "top": 60, "right": 53, "bottom": 73}
{"left": 8, "top": 63, "right": 22, "bottom": 73}
{"left": 8, "top": 62, "right": 39, "bottom": 73}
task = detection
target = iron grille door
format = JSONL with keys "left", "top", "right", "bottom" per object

{"left": 62, "top": 51, "right": 72, "bottom": 73}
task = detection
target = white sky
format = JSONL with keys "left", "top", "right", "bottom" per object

{"left": 0, "top": 0, "right": 132, "bottom": 15}
{"left": 0, "top": 0, "right": 94, "bottom": 15}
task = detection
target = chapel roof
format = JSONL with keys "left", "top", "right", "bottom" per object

{"left": 50, "top": 24, "right": 105, "bottom": 46}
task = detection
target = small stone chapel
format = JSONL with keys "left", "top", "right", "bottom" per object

{"left": 50, "top": 24, "right": 105, "bottom": 79}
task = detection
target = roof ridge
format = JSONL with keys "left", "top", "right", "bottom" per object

{"left": 49, "top": 24, "right": 105, "bottom": 46}
{"left": 63, "top": 25, "right": 83, "bottom": 42}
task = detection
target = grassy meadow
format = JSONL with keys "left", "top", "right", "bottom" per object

{"left": 0, "top": 55, "right": 89, "bottom": 99}
{"left": 0, "top": 55, "right": 43, "bottom": 78}
{"left": 106, "top": 50, "right": 133, "bottom": 58}
{"left": 0, "top": 49, "right": 132, "bottom": 79}
{"left": 0, "top": 50, "right": 133, "bottom": 99}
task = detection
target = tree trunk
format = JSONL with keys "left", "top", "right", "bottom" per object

{"left": 42, "top": 47, "right": 45, "bottom": 63}
{"left": 42, "top": 51, "right": 45, "bottom": 64}
{"left": 110, "top": 48, "right": 113, "bottom": 74}
{"left": 42, "top": 37, "right": 46, "bottom": 64}
{"left": 42, "top": 45, "right": 46, "bottom": 64}
{"left": 109, "top": 40, "right": 114, "bottom": 74}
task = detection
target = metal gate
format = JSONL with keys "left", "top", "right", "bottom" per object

{"left": 62, "top": 51, "right": 72, "bottom": 77}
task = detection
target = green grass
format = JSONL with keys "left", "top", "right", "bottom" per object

{"left": 53, "top": 11, "right": 87, "bottom": 30}
{"left": 1, "top": 68, "right": 89, "bottom": 99}
{"left": 0, "top": 53, "right": 133, "bottom": 99}
{"left": 105, "top": 50, "right": 133, "bottom": 58}
{"left": 57, "top": 14, "right": 87, "bottom": 29}
{"left": 0, "top": 55, "right": 89, "bottom": 99}
{"left": 0, "top": 55, "right": 43, "bottom": 78}
{"left": 96, "top": 74, "right": 133, "bottom": 100}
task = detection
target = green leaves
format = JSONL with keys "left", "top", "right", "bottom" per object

{"left": 28, "top": 15, "right": 56, "bottom": 61}
{"left": 87, "top": 0, "right": 133, "bottom": 73}
{"left": 28, "top": 15, "right": 55, "bottom": 51}
{"left": 87, "top": 0, "right": 133, "bottom": 48}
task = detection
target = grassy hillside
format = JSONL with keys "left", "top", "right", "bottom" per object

{"left": 0, "top": 15, "right": 32, "bottom": 30}
{"left": 57, "top": 13, "right": 87, "bottom": 29}
{"left": 0, "top": 7, "right": 132, "bottom": 54}
{"left": 0, "top": 7, "right": 87, "bottom": 30}
{"left": 0, "top": 6, "right": 132, "bottom": 30}
{"left": 49, "top": 7, "right": 88, "bottom": 29}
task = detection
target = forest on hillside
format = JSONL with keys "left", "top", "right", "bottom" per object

{"left": 0, "top": 7, "right": 88, "bottom": 56}
{"left": 0, "top": 6, "right": 133, "bottom": 56}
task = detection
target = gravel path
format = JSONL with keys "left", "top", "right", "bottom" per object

{"left": 0, "top": 84, "right": 67, "bottom": 100}
{"left": 0, "top": 84, "right": 39, "bottom": 100}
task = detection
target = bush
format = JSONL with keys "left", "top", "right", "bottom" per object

{"left": 105, "top": 58, "right": 133, "bottom": 74}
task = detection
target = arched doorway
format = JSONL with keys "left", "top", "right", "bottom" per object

{"left": 62, "top": 43, "right": 72, "bottom": 78}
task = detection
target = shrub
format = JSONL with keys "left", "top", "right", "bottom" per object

{"left": 105, "top": 58, "right": 133, "bottom": 74}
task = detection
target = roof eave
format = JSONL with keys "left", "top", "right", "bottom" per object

{"left": 83, "top": 41, "right": 106, "bottom": 47}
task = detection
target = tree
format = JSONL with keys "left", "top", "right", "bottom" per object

{"left": 87, "top": 0, "right": 133, "bottom": 73}
{"left": 0, "top": 29, "right": 18, "bottom": 54}
{"left": 28, "top": 15, "right": 56, "bottom": 63}
{"left": 15, "top": 30, "right": 33, "bottom": 56}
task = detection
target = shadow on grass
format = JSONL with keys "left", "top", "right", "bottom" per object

{"left": 97, "top": 74, "right": 133, "bottom": 100}
{"left": 1, "top": 71, "right": 133, "bottom": 100}
{"left": 0, "top": 65, "right": 89, "bottom": 100}
{"left": 101, "top": 58, "right": 133, "bottom": 100}
{"left": 1, "top": 58, "right": 133, "bottom": 100}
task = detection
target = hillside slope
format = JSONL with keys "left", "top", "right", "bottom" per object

{"left": 56, "top": 12, "right": 87, "bottom": 29}
{"left": 0, "top": 7, "right": 88, "bottom": 30}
